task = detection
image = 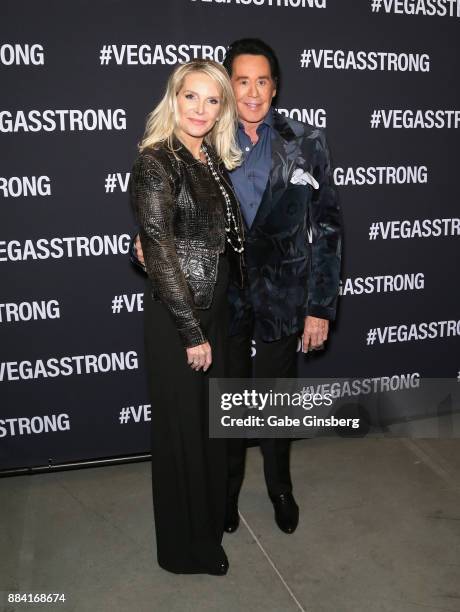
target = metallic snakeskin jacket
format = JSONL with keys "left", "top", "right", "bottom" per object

{"left": 129, "top": 136, "right": 245, "bottom": 348}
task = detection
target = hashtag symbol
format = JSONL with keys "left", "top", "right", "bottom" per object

{"left": 370, "top": 110, "right": 381, "bottom": 128}
{"left": 366, "top": 329, "right": 377, "bottom": 345}
{"left": 119, "top": 407, "right": 130, "bottom": 424}
{"left": 369, "top": 223, "right": 380, "bottom": 240}
{"left": 112, "top": 296, "right": 123, "bottom": 314}
{"left": 300, "top": 49, "right": 311, "bottom": 68}
{"left": 371, "top": 0, "right": 382, "bottom": 12}
{"left": 105, "top": 174, "right": 117, "bottom": 193}
{"left": 99, "top": 45, "right": 112, "bottom": 65}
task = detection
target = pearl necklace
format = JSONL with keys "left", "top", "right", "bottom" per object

{"left": 201, "top": 145, "right": 244, "bottom": 254}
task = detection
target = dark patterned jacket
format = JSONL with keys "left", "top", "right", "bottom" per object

{"left": 129, "top": 137, "right": 244, "bottom": 348}
{"left": 228, "top": 111, "right": 342, "bottom": 341}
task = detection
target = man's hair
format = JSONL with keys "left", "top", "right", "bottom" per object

{"left": 223, "top": 38, "right": 280, "bottom": 87}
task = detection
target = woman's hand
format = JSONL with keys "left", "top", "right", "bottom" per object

{"left": 186, "top": 342, "right": 212, "bottom": 372}
{"left": 135, "top": 234, "right": 145, "bottom": 265}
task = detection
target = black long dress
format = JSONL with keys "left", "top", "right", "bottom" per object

{"left": 143, "top": 166, "right": 230, "bottom": 574}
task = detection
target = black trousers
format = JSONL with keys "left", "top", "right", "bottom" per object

{"left": 144, "top": 253, "right": 229, "bottom": 574}
{"left": 227, "top": 330, "right": 299, "bottom": 500}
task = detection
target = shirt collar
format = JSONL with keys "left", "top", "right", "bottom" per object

{"left": 263, "top": 107, "right": 274, "bottom": 127}
{"left": 238, "top": 107, "right": 274, "bottom": 133}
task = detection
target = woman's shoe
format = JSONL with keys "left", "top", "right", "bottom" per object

{"left": 206, "top": 555, "right": 229, "bottom": 575}
{"left": 192, "top": 544, "right": 229, "bottom": 575}
{"left": 224, "top": 498, "right": 240, "bottom": 533}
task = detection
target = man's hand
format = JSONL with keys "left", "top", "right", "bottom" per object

{"left": 134, "top": 234, "right": 145, "bottom": 266}
{"left": 302, "top": 316, "right": 329, "bottom": 352}
{"left": 186, "top": 342, "right": 212, "bottom": 372}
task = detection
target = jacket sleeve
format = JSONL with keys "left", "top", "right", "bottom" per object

{"left": 130, "top": 153, "right": 207, "bottom": 348}
{"left": 305, "top": 129, "right": 343, "bottom": 321}
{"left": 128, "top": 232, "right": 146, "bottom": 273}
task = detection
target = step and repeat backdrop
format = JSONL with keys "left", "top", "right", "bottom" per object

{"left": 1, "top": 0, "right": 459, "bottom": 471}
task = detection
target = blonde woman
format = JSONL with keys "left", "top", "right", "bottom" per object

{"left": 129, "top": 60, "right": 245, "bottom": 575}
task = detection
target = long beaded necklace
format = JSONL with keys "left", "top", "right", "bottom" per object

{"left": 201, "top": 144, "right": 244, "bottom": 254}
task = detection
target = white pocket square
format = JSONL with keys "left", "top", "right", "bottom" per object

{"left": 290, "top": 168, "right": 319, "bottom": 189}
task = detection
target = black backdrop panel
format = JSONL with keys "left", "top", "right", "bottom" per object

{"left": 1, "top": 0, "right": 459, "bottom": 470}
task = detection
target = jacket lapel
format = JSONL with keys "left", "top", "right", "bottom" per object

{"left": 250, "top": 111, "right": 301, "bottom": 231}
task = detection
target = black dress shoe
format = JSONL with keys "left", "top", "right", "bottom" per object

{"left": 224, "top": 499, "right": 240, "bottom": 533}
{"left": 270, "top": 492, "right": 299, "bottom": 534}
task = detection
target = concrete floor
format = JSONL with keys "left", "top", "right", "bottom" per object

{"left": 1, "top": 438, "right": 460, "bottom": 612}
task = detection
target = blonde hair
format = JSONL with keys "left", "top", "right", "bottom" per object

{"left": 138, "top": 60, "right": 242, "bottom": 170}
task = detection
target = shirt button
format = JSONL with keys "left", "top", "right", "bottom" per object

{"left": 245, "top": 146, "right": 250, "bottom": 152}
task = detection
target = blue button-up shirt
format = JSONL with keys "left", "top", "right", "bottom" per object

{"left": 230, "top": 109, "right": 274, "bottom": 228}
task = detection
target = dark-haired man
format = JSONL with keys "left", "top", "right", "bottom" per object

{"left": 132, "top": 39, "right": 342, "bottom": 535}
